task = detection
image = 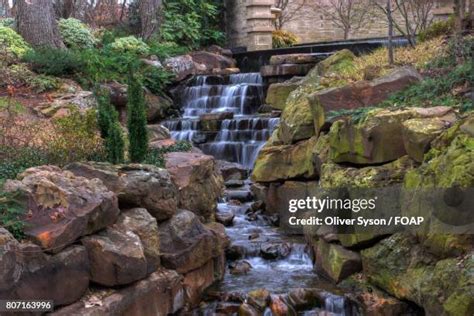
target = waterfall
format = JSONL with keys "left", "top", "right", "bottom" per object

{"left": 163, "top": 73, "right": 279, "bottom": 169}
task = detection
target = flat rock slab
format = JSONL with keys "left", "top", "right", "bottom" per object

{"left": 261, "top": 64, "right": 315, "bottom": 78}
{"left": 270, "top": 53, "right": 325, "bottom": 65}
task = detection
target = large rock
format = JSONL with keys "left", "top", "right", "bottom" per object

{"left": 308, "top": 67, "right": 423, "bottom": 134}
{"left": 3, "top": 243, "right": 90, "bottom": 306}
{"left": 164, "top": 55, "right": 197, "bottom": 81}
{"left": 270, "top": 53, "right": 324, "bottom": 65}
{"left": 361, "top": 233, "right": 474, "bottom": 316}
{"left": 402, "top": 114, "right": 456, "bottom": 162}
{"left": 328, "top": 107, "right": 455, "bottom": 165}
{"left": 3, "top": 166, "right": 119, "bottom": 251}
{"left": 148, "top": 124, "right": 171, "bottom": 141}
{"left": 82, "top": 228, "right": 148, "bottom": 286}
{"left": 0, "top": 228, "right": 21, "bottom": 294}
{"left": 52, "top": 269, "right": 184, "bottom": 316}
{"left": 190, "top": 51, "right": 236, "bottom": 70}
{"left": 66, "top": 162, "right": 178, "bottom": 221}
{"left": 145, "top": 93, "right": 174, "bottom": 122}
{"left": 112, "top": 208, "right": 161, "bottom": 274}
{"left": 261, "top": 64, "right": 315, "bottom": 78}
{"left": 265, "top": 78, "right": 300, "bottom": 111}
{"left": 278, "top": 50, "right": 356, "bottom": 144}
{"left": 216, "top": 160, "right": 248, "bottom": 181}
{"left": 314, "top": 239, "right": 362, "bottom": 283}
{"left": 36, "top": 91, "right": 97, "bottom": 118}
{"left": 165, "top": 152, "right": 224, "bottom": 221}
{"left": 159, "top": 210, "right": 225, "bottom": 274}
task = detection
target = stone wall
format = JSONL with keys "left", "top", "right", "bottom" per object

{"left": 225, "top": 0, "right": 455, "bottom": 49}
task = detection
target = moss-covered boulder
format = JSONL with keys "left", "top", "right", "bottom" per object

{"left": 402, "top": 112, "right": 457, "bottom": 162}
{"left": 265, "top": 78, "right": 300, "bottom": 111}
{"left": 314, "top": 239, "right": 362, "bottom": 283}
{"left": 278, "top": 50, "right": 356, "bottom": 144}
{"left": 309, "top": 67, "right": 422, "bottom": 135}
{"left": 252, "top": 136, "right": 320, "bottom": 183}
{"left": 361, "top": 233, "right": 474, "bottom": 316}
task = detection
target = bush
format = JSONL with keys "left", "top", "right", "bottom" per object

{"left": 23, "top": 47, "right": 83, "bottom": 76}
{"left": 0, "top": 26, "right": 30, "bottom": 60}
{"left": 0, "top": 146, "right": 48, "bottom": 181}
{"left": 0, "top": 190, "right": 28, "bottom": 240}
{"left": 418, "top": 17, "right": 454, "bottom": 42}
{"left": 59, "top": 18, "right": 97, "bottom": 49}
{"left": 0, "top": 63, "right": 59, "bottom": 92}
{"left": 144, "top": 141, "right": 193, "bottom": 167}
{"left": 143, "top": 65, "right": 173, "bottom": 96}
{"left": 0, "top": 18, "right": 15, "bottom": 29}
{"left": 127, "top": 72, "right": 148, "bottom": 162}
{"left": 106, "top": 36, "right": 150, "bottom": 56}
{"left": 272, "top": 30, "right": 298, "bottom": 48}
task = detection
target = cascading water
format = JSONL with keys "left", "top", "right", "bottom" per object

{"left": 163, "top": 73, "right": 279, "bottom": 169}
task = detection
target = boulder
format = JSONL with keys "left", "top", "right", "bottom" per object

{"left": 217, "top": 160, "right": 248, "bottom": 181}
{"left": 145, "top": 93, "right": 174, "bottom": 122}
{"left": 183, "top": 257, "right": 224, "bottom": 307}
{"left": 309, "top": 67, "right": 423, "bottom": 135}
{"left": 252, "top": 136, "right": 320, "bottom": 183}
{"left": 0, "top": 228, "right": 21, "bottom": 294}
{"left": 82, "top": 228, "right": 148, "bottom": 286}
{"left": 247, "top": 288, "right": 271, "bottom": 311}
{"left": 270, "top": 53, "right": 324, "bottom": 65}
{"left": 361, "top": 233, "right": 474, "bottom": 316}
{"left": 190, "top": 51, "right": 236, "bottom": 70}
{"left": 36, "top": 91, "right": 96, "bottom": 118}
{"left": 165, "top": 152, "right": 224, "bottom": 221}
{"left": 229, "top": 260, "right": 252, "bottom": 275}
{"left": 52, "top": 269, "right": 184, "bottom": 316}
{"left": 265, "top": 79, "right": 300, "bottom": 111}
{"left": 260, "top": 242, "right": 291, "bottom": 259}
{"left": 402, "top": 115, "right": 456, "bottom": 162}
{"left": 148, "top": 124, "right": 171, "bottom": 141}
{"left": 159, "top": 210, "right": 224, "bottom": 273}
{"left": 216, "top": 207, "right": 235, "bottom": 227}
{"left": 270, "top": 295, "right": 296, "bottom": 316}
{"left": 164, "top": 55, "right": 197, "bottom": 81}
{"left": 328, "top": 107, "right": 455, "bottom": 165}
{"left": 239, "top": 303, "right": 261, "bottom": 316}
{"left": 286, "top": 288, "right": 326, "bottom": 311}
{"left": 199, "top": 112, "right": 234, "bottom": 131}
{"left": 314, "top": 239, "right": 362, "bottom": 283}
{"left": 315, "top": 49, "right": 355, "bottom": 76}
{"left": 8, "top": 244, "right": 89, "bottom": 306}
{"left": 149, "top": 138, "right": 177, "bottom": 150}
{"left": 112, "top": 208, "right": 161, "bottom": 274}
{"left": 66, "top": 163, "right": 178, "bottom": 221}
{"left": 3, "top": 166, "right": 119, "bottom": 251}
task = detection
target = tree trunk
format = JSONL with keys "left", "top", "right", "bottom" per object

{"left": 139, "top": 0, "right": 163, "bottom": 40}
{"left": 387, "top": 0, "right": 394, "bottom": 65}
{"left": 17, "top": 0, "right": 65, "bottom": 49}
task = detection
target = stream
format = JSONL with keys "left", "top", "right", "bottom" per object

{"left": 163, "top": 73, "right": 353, "bottom": 315}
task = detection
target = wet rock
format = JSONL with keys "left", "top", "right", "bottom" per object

{"left": 191, "top": 132, "right": 208, "bottom": 144}
{"left": 361, "top": 233, "right": 474, "bottom": 315}
{"left": 148, "top": 124, "right": 171, "bottom": 141}
{"left": 6, "top": 244, "right": 89, "bottom": 306}
{"left": 159, "top": 210, "right": 223, "bottom": 273}
{"left": 227, "top": 244, "right": 246, "bottom": 260}
{"left": 249, "top": 232, "right": 260, "bottom": 240}
{"left": 52, "top": 269, "right": 184, "bottom": 316}
{"left": 230, "top": 260, "right": 252, "bottom": 275}
{"left": 66, "top": 162, "right": 178, "bottom": 221}
{"left": 183, "top": 257, "right": 224, "bottom": 307}
{"left": 270, "top": 295, "right": 297, "bottom": 316}
{"left": 250, "top": 183, "right": 269, "bottom": 204}
{"left": 249, "top": 200, "right": 265, "bottom": 212}
{"left": 82, "top": 228, "right": 148, "bottom": 286}
{"left": 308, "top": 67, "right": 422, "bottom": 135}
{"left": 112, "top": 208, "right": 161, "bottom": 274}
{"left": 287, "top": 288, "right": 325, "bottom": 311}
{"left": 260, "top": 242, "right": 291, "bottom": 259}
{"left": 261, "top": 63, "right": 315, "bottom": 78}
{"left": 239, "top": 303, "right": 261, "bottom": 316}
{"left": 199, "top": 112, "right": 234, "bottom": 132}
{"left": 266, "top": 80, "right": 300, "bottom": 111}
{"left": 226, "top": 189, "right": 253, "bottom": 202}
{"left": 267, "top": 214, "right": 280, "bottom": 226}
{"left": 314, "top": 239, "right": 362, "bottom": 283}
{"left": 252, "top": 136, "right": 320, "bottom": 183}
{"left": 216, "top": 208, "right": 235, "bottom": 227}
{"left": 165, "top": 152, "right": 224, "bottom": 221}
{"left": 226, "top": 180, "right": 245, "bottom": 188}
{"left": 217, "top": 160, "right": 248, "bottom": 181}
{"left": 257, "top": 104, "right": 277, "bottom": 113}
{"left": 247, "top": 288, "right": 271, "bottom": 311}
{"left": 190, "top": 51, "right": 236, "bottom": 70}
{"left": 145, "top": 93, "right": 174, "bottom": 122}
{"left": 3, "top": 166, "right": 119, "bottom": 252}
{"left": 216, "top": 302, "right": 241, "bottom": 314}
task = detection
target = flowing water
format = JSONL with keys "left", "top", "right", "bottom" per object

{"left": 164, "top": 73, "right": 352, "bottom": 315}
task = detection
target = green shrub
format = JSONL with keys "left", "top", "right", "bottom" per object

{"left": 0, "top": 190, "right": 28, "bottom": 240}
{"left": 59, "top": 18, "right": 97, "bottom": 49}
{"left": 0, "top": 63, "right": 59, "bottom": 92}
{"left": 29, "top": 74, "right": 59, "bottom": 93}
{"left": 0, "top": 146, "right": 48, "bottom": 181}
{"left": 148, "top": 41, "right": 189, "bottom": 60}
{"left": 418, "top": 17, "right": 454, "bottom": 42}
{"left": 272, "top": 30, "right": 298, "bottom": 48}
{"left": 144, "top": 141, "right": 192, "bottom": 167}
{"left": 0, "top": 18, "right": 15, "bottom": 29}
{"left": 143, "top": 65, "right": 173, "bottom": 96}
{"left": 127, "top": 72, "right": 148, "bottom": 162}
{"left": 23, "top": 47, "right": 83, "bottom": 76}
{"left": 106, "top": 36, "right": 150, "bottom": 56}
{"left": 0, "top": 26, "right": 30, "bottom": 60}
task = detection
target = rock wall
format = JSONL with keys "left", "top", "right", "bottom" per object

{"left": 251, "top": 50, "right": 474, "bottom": 315}
{"left": 0, "top": 152, "right": 227, "bottom": 314}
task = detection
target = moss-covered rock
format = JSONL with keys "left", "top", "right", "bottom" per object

{"left": 252, "top": 136, "right": 320, "bottom": 183}
{"left": 361, "top": 233, "right": 474, "bottom": 316}
{"left": 314, "top": 238, "right": 362, "bottom": 283}
{"left": 278, "top": 50, "right": 356, "bottom": 144}
{"left": 265, "top": 79, "right": 300, "bottom": 111}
